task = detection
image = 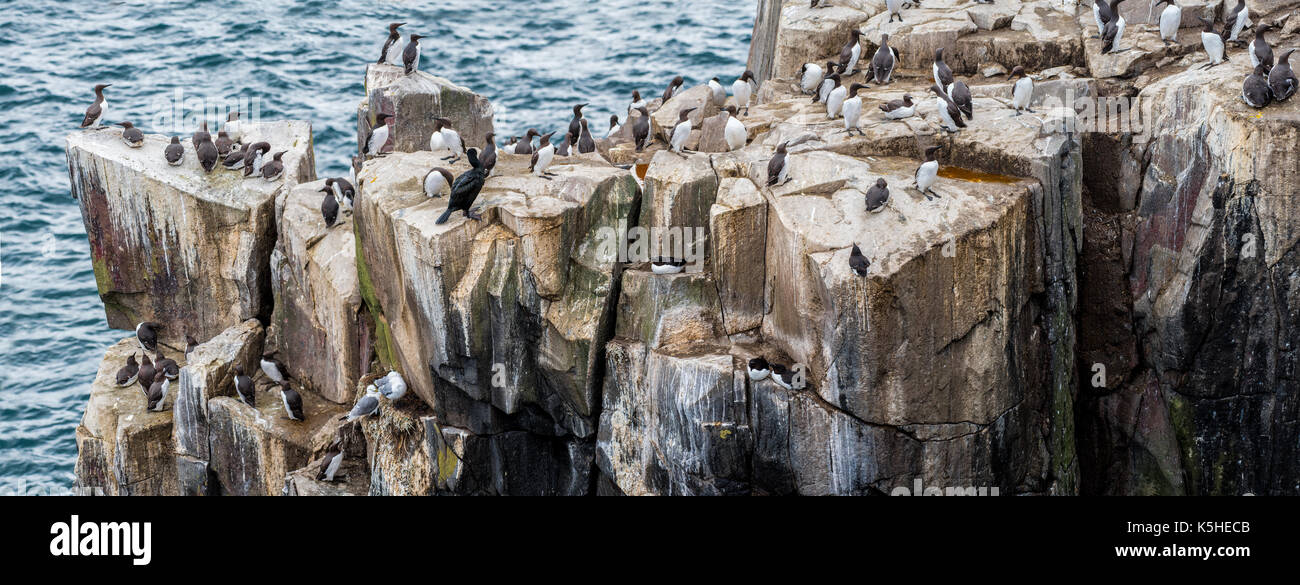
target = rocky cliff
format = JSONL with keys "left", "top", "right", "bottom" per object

{"left": 70, "top": 0, "right": 1300, "bottom": 495}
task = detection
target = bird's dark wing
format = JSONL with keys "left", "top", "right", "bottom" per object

{"left": 80, "top": 103, "right": 101, "bottom": 128}
{"left": 767, "top": 153, "right": 784, "bottom": 185}
{"left": 530, "top": 151, "right": 540, "bottom": 172}
{"left": 949, "top": 103, "right": 967, "bottom": 127}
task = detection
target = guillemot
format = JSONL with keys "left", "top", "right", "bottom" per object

{"left": 872, "top": 34, "right": 897, "bottom": 84}
{"left": 316, "top": 437, "right": 345, "bottom": 482}
{"left": 567, "top": 103, "right": 587, "bottom": 143}
{"left": 146, "top": 375, "right": 169, "bottom": 412}
{"left": 838, "top": 29, "right": 862, "bottom": 76}
{"left": 1199, "top": 17, "right": 1226, "bottom": 68}
{"left": 865, "top": 179, "right": 889, "bottom": 213}
{"left": 530, "top": 133, "right": 558, "bottom": 178}
{"left": 577, "top": 119, "right": 597, "bottom": 154}
{"left": 841, "top": 83, "right": 868, "bottom": 136}
{"left": 402, "top": 33, "right": 423, "bottom": 75}
{"left": 650, "top": 258, "right": 687, "bottom": 274}
{"left": 480, "top": 132, "right": 498, "bottom": 173}
{"left": 242, "top": 141, "right": 271, "bottom": 177}
{"left": 514, "top": 128, "right": 538, "bottom": 156}
{"left": 1222, "top": 0, "right": 1248, "bottom": 45}
{"left": 260, "top": 351, "right": 289, "bottom": 384}
{"left": 118, "top": 122, "right": 143, "bottom": 148}
{"left": 233, "top": 364, "right": 255, "bottom": 407}
{"left": 320, "top": 185, "right": 340, "bottom": 228}
{"left": 748, "top": 357, "right": 771, "bottom": 381}
{"left": 708, "top": 77, "right": 727, "bottom": 107}
{"left": 115, "top": 354, "right": 139, "bottom": 387}
{"left": 164, "top": 136, "right": 184, "bottom": 166}
{"left": 154, "top": 349, "right": 179, "bottom": 380}
{"left": 260, "top": 151, "right": 285, "bottom": 181}
{"left": 1154, "top": 0, "right": 1181, "bottom": 46}
{"left": 135, "top": 322, "right": 161, "bottom": 353}
{"left": 1252, "top": 23, "right": 1274, "bottom": 72}
{"left": 731, "top": 71, "right": 755, "bottom": 115}
{"left": 1101, "top": 0, "right": 1129, "bottom": 54}
{"left": 1270, "top": 49, "right": 1297, "bottom": 101}
{"left": 1243, "top": 65, "right": 1272, "bottom": 108}
{"left": 325, "top": 177, "right": 355, "bottom": 212}
{"left": 438, "top": 148, "right": 487, "bottom": 223}
{"left": 932, "top": 48, "right": 954, "bottom": 92}
{"left": 278, "top": 381, "right": 304, "bottom": 421}
{"left": 915, "top": 145, "right": 943, "bottom": 200}
{"left": 824, "top": 74, "right": 846, "bottom": 119}
{"left": 137, "top": 354, "right": 156, "bottom": 395}
{"left": 379, "top": 22, "right": 405, "bottom": 65}
{"left": 670, "top": 108, "right": 696, "bottom": 154}
{"left": 197, "top": 136, "right": 218, "bottom": 173}
{"left": 1010, "top": 66, "right": 1035, "bottom": 115}
{"left": 722, "top": 106, "right": 747, "bottom": 151}
{"left": 950, "top": 80, "right": 973, "bottom": 120}
{"left": 424, "top": 167, "right": 454, "bottom": 198}
{"left": 366, "top": 113, "right": 392, "bottom": 156}
{"left": 880, "top": 94, "right": 915, "bottom": 120}
{"left": 80, "top": 84, "right": 110, "bottom": 129}
{"left": 432, "top": 117, "right": 465, "bottom": 163}
{"left": 767, "top": 141, "right": 789, "bottom": 186}
{"left": 662, "top": 75, "right": 685, "bottom": 102}
{"left": 849, "top": 244, "right": 871, "bottom": 276}
{"left": 632, "top": 109, "right": 651, "bottom": 152}
{"left": 607, "top": 115, "right": 622, "bottom": 139}
{"left": 929, "top": 84, "right": 965, "bottom": 133}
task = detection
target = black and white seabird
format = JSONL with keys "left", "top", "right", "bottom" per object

{"left": 197, "top": 136, "right": 218, "bottom": 173}
{"left": 222, "top": 144, "right": 247, "bottom": 170}
{"left": 118, "top": 122, "right": 144, "bottom": 148}
{"left": 260, "top": 351, "right": 289, "bottom": 384}
{"left": 438, "top": 148, "right": 487, "bottom": 224}
{"left": 192, "top": 121, "right": 210, "bottom": 150}
{"left": 165, "top": 136, "right": 184, "bottom": 166}
{"left": 632, "top": 108, "right": 652, "bottom": 152}
{"left": 514, "top": 128, "right": 539, "bottom": 156}
{"left": 1243, "top": 64, "right": 1272, "bottom": 108}
{"left": 849, "top": 244, "right": 871, "bottom": 276}
{"left": 567, "top": 103, "right": 587, "bottom": 142}
{"left": 402, "top": 33, "right": 423, "bottom": 75}
{"left": 185, "top": 334, "right": 199, "bottom": 354}
{"left": 1222, "top": 0, "right": 1249, "bottom": 45}
{"left": 1010, "top": 66, "right": 1036, "bottom": 115}
{"left": 950, "top": 80, "right": 973, "bottom": 120}
{"left": 606, "top": 114, "right": 622, "bottom": 139}
{"left": 932, "top": 48, "right": 954, "bottom": 92}
{"left": 115, "top": 354, "right": 139, "bottom": 387}
{"left": 770, "top": 363, "right": 795, "bottom": 390}
{"left": 1101, "top": 0, "right": 1129, "bottom": 54}
{"left": 367, "top": 113, "right": 392, "bottom": 156}
{"left": 530, "top": 132, "right": 558, "bottom": 177}
{"left": 379, "top": 22, "right": 405, "bottom": 65}
{"left": 480, "top": 132, "right": 498, "bottom": 173}
{"left": 670, "top": 107, "right": 697, "bottom": 154}
{"left": 261, "top": 151, "right": 286, "bottom": 181}
{"left": 824, "top": 74, "right": 847, "bottom": 119}
{"left": 838, "top": 29, "right": 863, "bottom": 77}
{"left": 929, "top": 84, "right": 965, "bottom": 133}
{"left": 916, "top": 145, "right": 943, "bottom": 200}
{"left": 650, "top": 257, "right": 687, "bottom": 274}
{"left": 799, "top": 62, "right": 824, "bottom": 94}
{"left": 1154, "top": 0, "right": 1181, "bottom": 46}
{"left": 748, "top": 357, "right": 771, "bottom": 381}
{"left": 340, "top": 389, "right": 381, "bottom": 422}
{"left": 154, "top": 349, "right": 179, "bottom": 380}
{"left": 316, "top": 437, "right": 345, "bottom": 482}
{"left": 80, "top": 83, "right": 110, "bottom": 129}
{"left": 146, "top": 375, "right": 169, "bottom": 412}
{"left": 732, "top": 71, "right": 755, "bottom": 115}
{"left": 722, "top": 106, "right": 748, "bottom": 151}
{"left": 137, "top": 354, "right": 156, "bottom": 395}
{"left": 1199, "top": 17, "right": 1226, "bottom": 68}
{"left": 136, "top": 322, "right": 161, "bottom": 353}
{"left": 320, "top": 186, "right": 340, "bottom": 228}
{"left": 223, "top": 111, "right": 242, "bottom": 144}
{"left": 865, "top": 178, "right": 889, "bottom": 213}
{"left": 880, "top": 94, "right": 916, "bottom": 120}
{"left": 557, "top": 132, "right": 572, "bottom": 157}
{"left": 370, "top": 370, "right": 407, "bottom": 401}
{"left": 1270, "top": 49, "right": 1298, "bottom": 102}
{"left": 242, "top": 141, "right": 271, "bottom": 177}
{"left": 215, "top": 130, "right": 234, "bottom": 158}
{"left": 233, "top": 364, "right": 255, "bottom": 407}
{"left": 841, "top": 84, "right": 868, "bottom": 135}
{"left": 872, "top": 34, "right": 898, "bottom": 84}
{"left": 431, "top": 117, "right": 465, "bottom": 163}
{"left": 708, "top": 77, "right": 727, "bottom": 107}
{"left": 662, "top": 75, "right": 685, "bottom": 102}
{"left": 503, "top": 136, "right": 519, "bottom": 154}
{"left": 278, "top": 382, "right": 304, "bottom": 421}
{"left": 424, "top": 167, "right": 454, "bottom": 198}
{"left": 886, "top": 0, "right": 903, "bottom": 22}
{"left": 325, "top": 177, "right": 355, "bottom": 212}
{"left": 1251, "top": 23, "right": 1274, "bottom": 72}
{"left": 577, "top": 119, "right": 597, "bottom": 154}
{"left": 629, "top": 90, "right": 647, "bottom": 114}
{"left": 1092, "top": 0, "right": 1113, "bottom": 39}
{"left": 815, "top": 62, "right": 840, "bottom": 103}
{"left": 767, "top": 141, "right": 790, "bottom": 186}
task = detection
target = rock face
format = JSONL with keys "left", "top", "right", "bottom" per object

{"left": 171, "top": 319, "right": 265, "bottom": 495}
{"left": 357, "top": 64, "right": 495, "bottom": 156}
{"left": 76, "top": 337, "right": 187, "bottom": 496}
{"left": 355, "top": 150, "right": 638, "bottom": 495}
{"left": 269, "top": 179, "right": 364, "bottom": 404}
{"left": 1078, "top": 49, "right": 1300, "bottom": 496}
{"left": 67, "top": 121, "right": 315, "bottom": 343}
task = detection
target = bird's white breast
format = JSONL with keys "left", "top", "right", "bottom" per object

{"left": 801, "top": 65, "right": 822, "bottom": 92}
{"left": 1160, "top": 6, "right": 1181, "bottom": 40}
{"left": 827, "top": 87, "right": 846, "bottom": 117}
{"left": 917, "top": 160, "right": 938, "bottom": 189}
{"left": 672, "top": 120, "right": 692, "bottom": 150}
{"left": 843, "top": 97, "right": 862, "bottom": 126}
{"left": 369, "top": 125, "right": 389, "bottom": 154}
{"left": 425, "top": 173, "right": 446, "bottom": 197}
{"left": 1013, "top": 77, "right": 1034, "bottom": 108}
{"left": 534, "top": 146, "right": 555, "bottom": 172}
{"left": 725, "top": 117, "right": 747, "bottom": 151}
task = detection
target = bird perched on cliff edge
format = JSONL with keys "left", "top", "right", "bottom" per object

{"left": 80, "top": 83, "right": 110, "bottom": 128}
{"left": 748, "top": 357, "right": 771, "bottom": 381}
{"left": 1243, "top": 64, "right": 1272, "bottom": 108}
{"left": 366, "top": 113, "right": 392, "bottom": 157}
{"left": 137, "top": 354, "right": 156, "bottom": 395}
{"left": 1010, "top": 66, "right": 1036, "bottom": 115}
{"left": 438, "top": 148, "right": 488, "bottom": 223}
{"left": 233, "top": 364, "right": 255, "bottom": 407}
{"left": 916, "top": 145, "right": 943, "bottom": 200}
{"left": 320, "top": 185, "right": 340, "bottom": 228}
{"left": 767, "top": 141, "right": 790, "bottom": 186}
{"left": 1222, "top": 0, "right": 1249, "bottom": 46}
{"left": 379, "top": 22, "right": 405, "bottom": 66}
{"left": 1252, "top": 23, "right": 1275, "bottom": 72}
{"left": 371, "top": 370, "right": 407, "bottom": 401}
{"left": 154, "top": 349, "right": 179, "bottom": 381}
{"left": 480, "top": 132, "right": 498, "bottom": 173}
{"left": 731, "top": 70, "right": 755, "bottom": 115}
{"left": 514, "top": 128, "right": 539, "bottom": 156}
{"left": 1270, "top": 49, "right": 1298, "bottom": 102}
{"left": 260, "top": 351, "right": 289, "bottom": 384}
{"left": 929, "top": 84, "right": 965, "bottom": 133}
{"left": 849, "top": 244, "right": 872, "bottom": 276}
{"left": 423, "top": 167, "right": 454, "bottom": 199}
{"left": 708, "top": 77, "right": 727, "bottom": 107}
{"left": 340, "top": 389, "right": 381, "bottom": 422}
{"left": 1153, "top": 0, "right": 1181, "bottom": 46}
{"left": 932, "top": 48, "right": 954, "bottom": 93}
{"left": 278, "top": 381, "right": 304, "bottom": 421}
{"left": 865, "top": 178, "right": 890, "bottom": 213}
{"left": 872, "top": 34, "right": 898, "bottom": 84}
{"left": 197, "top": 136, "right": 219, "bottom": 173}
{"left": 243, "top": 141, "right": 271, "bottom": 177}
{"left": 670, "top": 108, "right": 697, "bottom": 154}
{"left": 722, "top": 106, "right": 747, "bottom": 151}
{"left": 1199, "top": 17, "right": 1226, "bottom": 68}
{"left": 118, "top": 122, "right": 143, "bottom": 148}
{"left": 146, "top": 375, "right": 169, "bottom": 412}
{"left": 115, "top": 354, "right": 139, "bottom": 387}
{"left": 261, "top": 151, "right": 285, "bottom": 181}
{"left": 317, "top": 437, "right": 345, "bottom": 482}
{"left": 841, "top": 84, "right": 868, "bottom": 135}
{"left": 632, "top": 108, "right": 652, "bottom": 152}
{"left": 950, "top": 80, "right": 973, "bottom": 120}
{"left": 880, "top": 94, "right": 916, "bottom": 120}
{"left": 325, "top": 177, "right": 355, "bottom": 213}
{"left": 165, "top": 136, "right": 184, "bottom": 166}
{"left": 1101, "top": 0, "right": 1129, "bottom": 54}
{"left": 663, "top": 75, "right": 685, "bottom": 102}
{"left": 839, "top": 29, "right": 862, "bottom": 76}
{"left": 136, "top": 322, "right": 161, "bottom": 353}
{"left": 402, "top": 33, "right": 423, "bottom": 75}
{"left": 567, "top": 104, "right": 588, "bottom": 142}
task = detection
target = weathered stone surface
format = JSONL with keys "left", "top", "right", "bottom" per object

{"left": 355, "top": 149, "right": 638, "bottom": 494}
{"left": 1079, "top": 54, "right": 1300, "bottom": 495}
{"left": 207, "top": 380, "right": 346, "bottom": 496}
{"left": 75, "top": 337, "right": 186, "bottom": 496}
{"left": 651, "top": 84, "right": 721, "bottom": 143}
{"left": 710, "top": 178, "right": 767, "bottom": 334}
{"left": 269, "top": 179, "right": 363, "bottom": 403}
{"left": 67, "top": 121, "right": 315, "bottom": 343}
{"left": 357, "top": 64, "right": 495, "bottom": 156}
